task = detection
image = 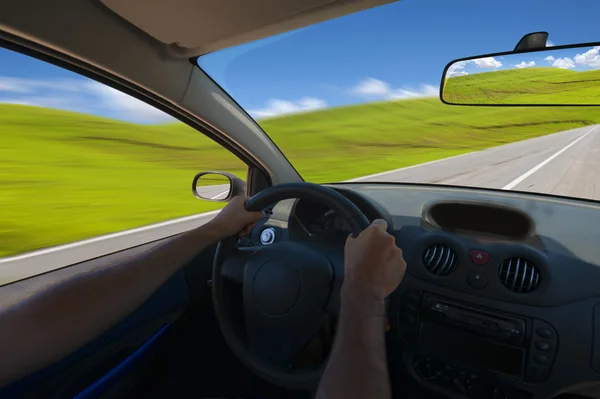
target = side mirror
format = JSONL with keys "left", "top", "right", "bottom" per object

{"left": 192, "top": 171, "right": 246, "bottom": 202}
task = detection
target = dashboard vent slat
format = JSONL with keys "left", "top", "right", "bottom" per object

{"left": 520, "top": 259, "right": 529, "bottom": 293}
{"left": 512, "top": 258, "right": 521, "bottom": 292}
{"left": 499, "top": 257, "right": 540, "bottom": 293}
{"left": 431, "top": 246, "right": 446, "bottom": 273}
{"left": 422, "top": 244, "right": 458, "bottom": 276}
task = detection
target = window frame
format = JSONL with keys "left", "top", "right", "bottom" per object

{"left": 0, "top": 33, "right": 270, "bottom": 283}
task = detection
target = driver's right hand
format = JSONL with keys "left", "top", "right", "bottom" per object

{"left": 343, "top": 219, "right": 406, "bottom": 300}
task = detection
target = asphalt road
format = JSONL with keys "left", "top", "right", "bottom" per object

{"left": 195, "top": 184, "right": 230, "bottom": 200}
{"left": 2, "top": 124, "right": 599, "bottom": 283}
{"left": 352, "top": 124, "right": 600, "bottom": 201}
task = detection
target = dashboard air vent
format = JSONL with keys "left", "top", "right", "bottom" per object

{"left": 422, "top": 244, "right": 458, "bottom": 276}
{"left": 499, "top": 257, "right": 540, "bottom": 293}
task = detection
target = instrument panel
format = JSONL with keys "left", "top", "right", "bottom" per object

{"left": 290, "top": 199, "right": 354, "bottom": 238}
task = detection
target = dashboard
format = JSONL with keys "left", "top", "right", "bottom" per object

{"left": 254, "top": 183, "right": 600, "bottom": 399}
{"left": 291, "top": 200, "right": 354, "bottom": 237}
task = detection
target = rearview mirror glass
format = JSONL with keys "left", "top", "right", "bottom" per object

{"left": 192, "top": 172, "right": 233, "bottom": 202}
{"left": 441, "top": 43, "right": 600, "bottom": 106}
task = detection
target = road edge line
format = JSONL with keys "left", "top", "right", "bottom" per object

{"left": 0, "top": 210, "right": 221, "bottom": 264}
{"left": 501, "top": 125, "right": 598, "bottom": 191}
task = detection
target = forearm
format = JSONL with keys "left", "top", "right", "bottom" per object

{"left": 315, "top": 283, "right": 391, "bottom": 399}
{"left": 0, "top": 221, "right": 225, "bottom": 386}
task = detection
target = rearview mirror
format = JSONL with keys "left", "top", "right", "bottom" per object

{"left": 192, "top": 171, "right": 246, "bottom": 202}
{"left": 441, "top": 42, "right": 600, "bottom": 106}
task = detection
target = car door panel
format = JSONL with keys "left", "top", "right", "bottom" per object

{"left": 0, "top": 237, "right": 212, "bottom": 399}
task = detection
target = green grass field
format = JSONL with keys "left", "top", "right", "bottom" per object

{"left": 443, "top": 67, "right": 600, "bottom": 105}
{"left": 1, "top": 100, "right": 600, "bottom": 256}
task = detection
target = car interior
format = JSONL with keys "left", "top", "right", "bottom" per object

{"left": 1, "top": 1, "right": 600, "bottom": 399}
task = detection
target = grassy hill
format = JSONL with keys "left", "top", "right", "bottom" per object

{"left": 443, "top": 67, "right": 600, "bottom": 105}
{"left": 0, "top": 105, "right": 244, "bottom": 257}
{"left": 2, "top": 100, "right": 600, "bottom": 256}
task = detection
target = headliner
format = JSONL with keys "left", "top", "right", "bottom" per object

{"left": 101, "top": 0, "right": 397, "bottom": 57}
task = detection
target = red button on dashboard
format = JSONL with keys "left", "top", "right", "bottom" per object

{"left": 469, "top": 250, "right": 491, "bottom": 265}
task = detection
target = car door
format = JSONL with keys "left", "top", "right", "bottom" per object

{"left": 0, "top": 43, "right": 260, "bottom": 399}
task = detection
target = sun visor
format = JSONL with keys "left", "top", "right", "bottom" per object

{"left": 100, "top": 0, "right": 397, "bottom": 56}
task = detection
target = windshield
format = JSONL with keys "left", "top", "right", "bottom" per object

{"left": 198, "top": 0, "right": 600, "bottom": 201}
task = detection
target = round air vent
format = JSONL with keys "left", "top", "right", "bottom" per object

{"left": 422, "top": 244, "right": 458, "bottom": 276}
{"left": 499, "top": 257, "right": 540, "bottom": 293}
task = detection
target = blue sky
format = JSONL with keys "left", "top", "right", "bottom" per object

{"left": 199, "top": 0, "right": 600, "bottom": 118}
{"left": 1, "top": 0, "right": 600, "bottom": 122}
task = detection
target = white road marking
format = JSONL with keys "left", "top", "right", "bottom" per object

{"left": 0, "top": 210, "right": 221, "bottom": 264}
{"left": 210, "top": 190, "right": 230, "bottom": 200}
{"left": 501, "top": 126, "right": 598, "bottom": 191}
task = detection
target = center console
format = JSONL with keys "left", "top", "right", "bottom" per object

{"left": 396, "top": 291, "right": 559, "bottom": 399}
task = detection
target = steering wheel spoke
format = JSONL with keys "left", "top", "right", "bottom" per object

{"left": 240, "top": 241, "right": 334, "bottom": 367}
{"left": 244, "top": 306, "right": 325, "bottom": 368}
{"left": 221, "top": 246, "right": 257, "bottom": 283}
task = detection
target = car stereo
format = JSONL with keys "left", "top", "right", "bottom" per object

{"left": 396, "top": 291, "right": 559, "bottom": 397}
{"left": 419, "top": 296, "right": 527, "bottom": 377}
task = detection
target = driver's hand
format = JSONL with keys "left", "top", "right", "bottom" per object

{"left": 343, "top": 219, "right": 406, "bottom": 300}
{"left": 207, "top": 196, "right": 264, "bottom": 240}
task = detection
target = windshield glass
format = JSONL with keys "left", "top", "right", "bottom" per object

{"left": 198, "top": 0, "right": 600, "bottom": 201}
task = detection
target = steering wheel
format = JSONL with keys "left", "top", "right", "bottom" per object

{"left": 212, "top": 182, "right": 370, "bottom": 390}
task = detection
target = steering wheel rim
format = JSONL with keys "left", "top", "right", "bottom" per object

{"left": 245, "top": 182, "right": 370, "bottom": 236}
{"left": 212, "top": 182, "right": 370, "bottom": 390}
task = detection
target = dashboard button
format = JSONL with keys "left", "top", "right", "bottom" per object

{"left": 469, "top": 249, "right": 491, "bottom": 265}
{"left": 536, "top": 328, "right": 553, "bottom": 339}
{"left": 533, "top": 354, "right": 549, "bottom": 364}
{"left": 467, "top": 271, "right": 488, "bottom": 289}
{"left": 535, "top": 341, "right": 551, "bottom": 351}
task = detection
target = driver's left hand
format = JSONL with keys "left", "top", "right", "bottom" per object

{"left": 207, "top": 196, "right": 264, "bottom": 240}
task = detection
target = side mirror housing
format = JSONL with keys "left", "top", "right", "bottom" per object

{"left": 192, "top": 171, "right": 246, "bottom": 202}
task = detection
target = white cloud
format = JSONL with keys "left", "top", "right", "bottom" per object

{"left": 472, "top": 57, "right": 502, "bottom": 69}
{"left": 544, "top": 55, "right": 555, "bottom": 63}
{"left": 515, "top": 61, "right": 536, "bottom": 68}
{"left": 0, "top": 96, "right": 79, "bottom": 108}
{"left": 446, "top": 58, "right": 500, "bottom": 78}
{"left": 350, "top": 78, "right": 439, "bottom": 101}
{"left": 351, "top": 77, "right": 391, "bottom": 97}
{"left": 84, "top": 82, "right": 173, "bottom": 123}
{"left": 547, "top": 40, "right": 555, "bottom": 47}
{"left": 251, "top": 78, "right": 439, "bottom": 119}
{"left": 574, "top": 46, "right": 600, "bottom": 68}
{"left": 390, "top": 84, "right": 439, "bottom": 99}
{"left": 0, "top": 76, "right": 173, "bottom": 123}
{"left": 249, "top": 97, "right": 327, "bottom": 119}
{"left": 447, "top": 61, "right": 469, "bottom": 77}
{"left": 552, "top": 57, "right": 575, "bottom": 69}
{"left": 0, "top": 77, "right": 85, "bottom": 93}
